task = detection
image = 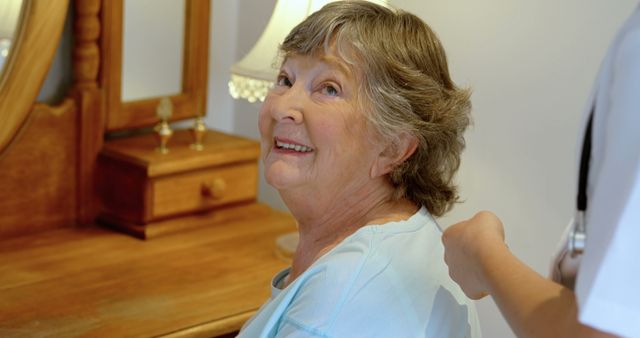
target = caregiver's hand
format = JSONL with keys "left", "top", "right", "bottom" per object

{"left": 442, "top": 211, "right": 507, "bottom": 299}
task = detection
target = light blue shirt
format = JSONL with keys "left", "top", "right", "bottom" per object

{"left": 238, "top": 207, "right": 482, "bottom": 338}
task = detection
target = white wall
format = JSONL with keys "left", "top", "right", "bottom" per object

{"left": 206, "top": 0, "right": 239, "bottom": 133}
{"left": 215, "top": 0, "right": 638, "bottom": 337}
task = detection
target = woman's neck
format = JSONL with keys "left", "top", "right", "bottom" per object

{"left": 283, "top": 182, "right": 418, "bottom": 286}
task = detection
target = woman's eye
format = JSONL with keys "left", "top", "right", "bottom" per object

{"left": 276, "top": 75, "right": 292, "bottom": 87}
{"left": 322, "top": 84, "right": 339, "bottom": 96}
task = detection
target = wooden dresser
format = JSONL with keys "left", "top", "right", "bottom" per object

{"left": 0, "top": 0, "right": 297, "bottom": 336}
{"left": 0, "top": 204, "right": 295, "bottom": 337}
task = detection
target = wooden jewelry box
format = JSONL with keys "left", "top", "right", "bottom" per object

{"left": 97, "top": 129, "right": 261, "bottom": 239}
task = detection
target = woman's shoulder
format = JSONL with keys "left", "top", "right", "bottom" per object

{"left": 313, "top": 207, "right": 446, "bottom": 286}
{"left": 274, "top": 208, "right": 479, "bottom": 337}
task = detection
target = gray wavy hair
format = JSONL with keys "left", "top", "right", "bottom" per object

{"left": 279, "top": 0, "right": 471, "bottom": 217}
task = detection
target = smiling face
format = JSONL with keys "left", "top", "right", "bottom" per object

{"left": 258, "top": 50, "right": 388, "bottom": 208}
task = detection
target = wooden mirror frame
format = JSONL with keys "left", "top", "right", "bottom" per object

{"left": 101, "top": 0, "right": 209, "bottom": 132}
{"left": 0, "top": 0, "right": 69, "bottom": 154}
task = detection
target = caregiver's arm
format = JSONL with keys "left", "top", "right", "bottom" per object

{"left": 442, "top": 211, "right": 617, "bottom": 338}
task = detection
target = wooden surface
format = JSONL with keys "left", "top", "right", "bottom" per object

{"left": 99, "top": 203, "right": 269, "bottom": 240}
{"left": 73, "top": 0, "right": 101, "bottom": 90}
{"left": 102, "top": 0, "right": 210, "bottom": 131}
{"left": 100, "top": 130, "right": 261, "bottom": 178}
{"left": 0, "top": 100, "right": 78, "bottom": 239}
{"left": 98, "top": 129, "right": 261, "bottom": 232}
{"left": 99, "top": 0, "right": 122, "bottom": 129}
{"left": 0, "top": 0, "right": 69, "bottom": 154}
{"left": 74, "top": 0, "right": 105, "bottom": 225}
{"left": 0, "top": 204, "right": 296, "bottom": 337}
{"left": 151, "top": 162, "right": 258, "bottom": 219}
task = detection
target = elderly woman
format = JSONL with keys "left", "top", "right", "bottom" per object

{"left": 239, "top": 1, "right": 480, "bottom": 337}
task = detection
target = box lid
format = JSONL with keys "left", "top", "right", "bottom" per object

{"left": 100, "top": 129, "right": 260, "bottom": 177}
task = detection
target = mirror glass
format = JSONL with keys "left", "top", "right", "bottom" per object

{"left": 0, "top": 0, "right": 24, "bottom": 78}
{"left": 122, "top": 0, "right": 185, "bottom": 102}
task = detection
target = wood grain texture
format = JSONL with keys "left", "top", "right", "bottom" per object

{"left": 100, "top": 202, "right": 272, "bottom": 240}
{"left": 75, "top": 88, "right": 106, "bottom": 225}
{"left": 97, "top": 152, "right": 149, "bottom": 223}
{"left": 100, "top": 129, "right": 261, "bottom": 178}
{"left": 0, "top": 205, "right": 296, "bottom": 337}
{"left": 151, "top": 162, "right": 258, "bottom": 219}
{"left": 0, "top": 0, "right": 69, "bottom": 154}
{"left": 99, "top": 0, "right": 123, "bottom": 131}
{"left": 119, "top": 93, "right": 195, "bottom": 129}
{"left": 0, "top": 100, "right": 78, "bottom": 238}
{"left": 73, "top": 0, "right": 105, "bottom": 225}
{"left": 98, "top": 129, "right": 261, "bottom": 235}
{"left": 182, "top": 0, "right": 209, "bottom": 120}
{"left": 73, "top": 0, "right": 101, "bottom": 89}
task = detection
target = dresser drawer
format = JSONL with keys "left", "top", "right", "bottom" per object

{"left": 98, "top": 129, "right": 262, "bottom": 239}
{"left": 151, "top": 162, "right": 258, "bottom": 220}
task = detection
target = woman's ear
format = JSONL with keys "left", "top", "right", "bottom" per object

{"left": 370, "top": 133, "right": 418, "bottom": 178}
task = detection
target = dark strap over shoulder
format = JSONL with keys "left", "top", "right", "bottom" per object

{"left": 577, "top": 107, "right": 594, "bottom": 211}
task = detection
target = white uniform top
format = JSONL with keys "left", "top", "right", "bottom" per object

{"left": 570, "top": 4, "right": 640, "bottom": 337}
{"left": 238, "top": 207, "right": 481, "bottom": 338}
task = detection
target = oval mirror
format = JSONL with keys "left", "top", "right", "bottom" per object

{"left": 0, "top": 0, "right": 23, "bottom": 77}
{"left": 0, "top": 0, "right": 68, "bottom": 154}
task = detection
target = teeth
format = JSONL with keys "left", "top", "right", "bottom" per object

{"left": 276, "top": 140, "right": 312, "bottom": 152}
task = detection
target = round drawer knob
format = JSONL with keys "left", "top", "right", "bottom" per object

{"left": 201, "top": 178, "right": 226, "bottom": 199}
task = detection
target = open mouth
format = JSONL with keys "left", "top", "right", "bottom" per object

{"left": 274, "top": 138, "right": 314, "bottom": 153}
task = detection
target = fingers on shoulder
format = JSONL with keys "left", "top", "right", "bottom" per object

{"left": 474, "top": 211, "right": 504, "bottom": 233}
{"left": 473, "top": 210, "right": 501, "bottom": 224}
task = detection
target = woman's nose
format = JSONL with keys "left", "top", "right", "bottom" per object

{"left": 270, "top": 86, "right": 305, "bottom": 124}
